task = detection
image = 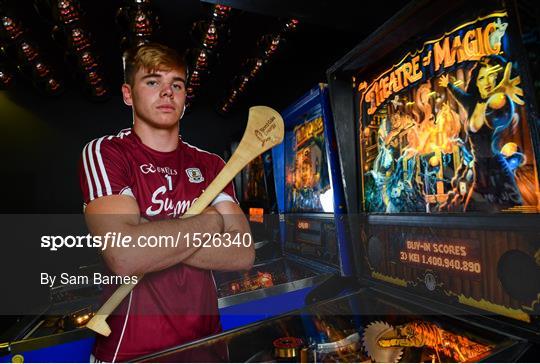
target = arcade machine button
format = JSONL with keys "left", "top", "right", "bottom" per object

{"left": 273, "top": 336, "right": 303, "bottom": 360}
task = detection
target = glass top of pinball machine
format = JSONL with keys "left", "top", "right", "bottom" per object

{"left": 215, "top": 258, "right": 328, "bottom": 310}
{"left": 134, "top": 287, "right": 524, "bottom": 363}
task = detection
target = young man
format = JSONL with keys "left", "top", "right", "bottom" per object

{"left": 79, "top": 43, "right": 254, "bottom": 362}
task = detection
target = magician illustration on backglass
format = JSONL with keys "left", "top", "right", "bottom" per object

{"left": 357, "top": 12, "right": 540, "bottom": 213}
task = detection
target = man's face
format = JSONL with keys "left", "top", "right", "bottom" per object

{"left": 122, "top": 66, "right": 187, "bottom": 130}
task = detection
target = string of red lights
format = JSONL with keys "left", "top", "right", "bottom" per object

{"left": 0, "top": 37, "right": 15, "bottom": 89}
{"left": 0, "top": 12, "right": 63, "bottom": 95}
{"left": 186, "top": 4, "right": 232, "bottom": 109}
{"left": 116, "top": 0, "right": 159, "bottom": 51}
{"left": 217, "top": 18, "right": 298, "bottom": 114}
{"left": 47, "top": 0, "right": 109, "bottom": 99}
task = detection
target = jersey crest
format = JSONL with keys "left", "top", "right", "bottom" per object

{"left": 185, "top": 167, "right": 205, "bottom": 183}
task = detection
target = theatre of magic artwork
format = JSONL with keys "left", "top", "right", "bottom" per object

{"left": 358, "top": 12, "right": 540, "bottom": 213}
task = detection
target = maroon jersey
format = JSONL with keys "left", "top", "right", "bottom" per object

{"left": 79, "top": 129, "right": 236, "bottom": 362}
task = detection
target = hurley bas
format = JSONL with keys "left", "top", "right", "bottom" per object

{"left": 40, "top": 272, "right": 139, "bottom": 288}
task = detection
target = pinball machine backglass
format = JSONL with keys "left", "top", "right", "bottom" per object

{"left": 284, "top": 105, "right": 334, "bottom": 213}
{"left": 358, "top": 10, "right": 538, "bottom": 215}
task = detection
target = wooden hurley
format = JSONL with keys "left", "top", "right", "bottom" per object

{"left": 86, "top": 106, "right": 284, "bottom": 336}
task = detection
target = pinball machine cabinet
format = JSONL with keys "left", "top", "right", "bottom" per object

{"left": 327, "top": 0, "right": 539, "bottom": 354}
{"left": 328, "top": 0, "right": 540, "bottom": 324}
{"left": 273, "top": 84, "right": 352, "bottom": 277}
{"left": 215, "top": 85, "right": 353, "bottom": 330}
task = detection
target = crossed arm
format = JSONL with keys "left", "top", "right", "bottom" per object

{"left": 84, "top": 194, "right": 254, "bottom": 276}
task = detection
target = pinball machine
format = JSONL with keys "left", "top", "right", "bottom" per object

{"left": 240, "top": 151, "right": 281, "bottom": 263}
{"left": 225, "top": 142, "right": 281, "bottom": 263}
{"left": 215, "top": 85, "right": 353, "bottom": 330}
{"left": 223, "top": 148, "right": 281, "bottom": 264}
{"left": 131, "top": 0, "right": 539, "bottom": 362}
{"left": 275, "top": 84, "right": 351, "bottom": 278}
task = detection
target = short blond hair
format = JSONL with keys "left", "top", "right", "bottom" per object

{"left": 123, "top": 43, "right": 186, "bottom": 86}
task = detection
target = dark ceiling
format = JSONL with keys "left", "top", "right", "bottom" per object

{"left": 0, "top": 0, "right": 414, "bottom": 116}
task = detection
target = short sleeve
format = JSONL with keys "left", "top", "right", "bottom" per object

{"left": 79, "top": 137, "right": 132, "bottom": 206}
{"left": 210, "top": 156, "right": 238, "bottom": 206}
